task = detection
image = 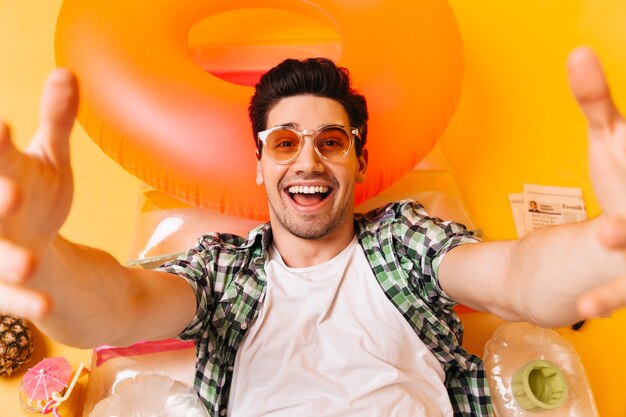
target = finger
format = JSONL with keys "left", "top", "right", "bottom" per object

{"left": 28, "top": 69, "right": 79, "bottom": 167}
{"left": 0, "top": 240, "right": 36, "bottom": 284}
{"left": 0, "top": 177, "right": 21, "bottom": 217}
{"left": 598, "top": 215, "right": 626, "bottom": 249}
{"left": 576, "top": 277, "right": 626, "bottom": 318}
{"left": 0, "top": 122, "right": 20, "bottom": 172}
{"left": 0, "top": 283, "right": 50, "bottom": 320}
{"left": 567, "top": 46, "right": 621, "bottom": 133}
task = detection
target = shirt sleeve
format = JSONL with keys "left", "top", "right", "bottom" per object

{"left": 393, "top": 200, "right": 480, "bottom": 306}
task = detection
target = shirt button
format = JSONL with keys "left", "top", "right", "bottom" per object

{"left": 220, "top": 409, "right": 227, "bottom": 416}
{"left": 240, "top": 322, "right": 248, "bottom": 330}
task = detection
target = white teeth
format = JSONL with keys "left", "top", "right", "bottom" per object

{"left": 287, "top": 185, "right": 330, "bottom": 194}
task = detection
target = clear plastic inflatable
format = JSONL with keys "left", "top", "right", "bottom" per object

{"left": 483, "top": 322, "right": 598, "bottom": 416}
{"left": 89, "top": 373, "right": 208, "bottom": 417}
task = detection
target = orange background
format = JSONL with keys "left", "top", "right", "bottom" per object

{"left": 1, "top": 0, "right": 626, "bottom": 415}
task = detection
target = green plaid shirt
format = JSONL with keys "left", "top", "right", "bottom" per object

{"left": 159, "top": 200, "right": 493, "bottom": 416}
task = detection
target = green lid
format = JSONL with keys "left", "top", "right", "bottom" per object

{"left": 511, "top": 359, "right": 568, "bottom": 411}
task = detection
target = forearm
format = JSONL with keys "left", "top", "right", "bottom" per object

{"left": 30, "top": 236, "right": 195, "bottom": 348}
{"left": 505, "top": 216, "right": 626, "bottom": 326}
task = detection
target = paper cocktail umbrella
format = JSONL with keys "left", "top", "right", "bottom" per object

{"left": 20, "top": 357, "right": 72, "bottom": 402}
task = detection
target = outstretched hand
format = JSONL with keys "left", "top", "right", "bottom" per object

{"left": 0, "top": 69, "right": 78, "bottom": 319}
{"left": 567, "top": 48, "right": 626, "bottom": 317}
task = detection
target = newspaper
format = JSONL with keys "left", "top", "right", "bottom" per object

{"left": 509, "top": 184, "right": 587, "bottom": 238}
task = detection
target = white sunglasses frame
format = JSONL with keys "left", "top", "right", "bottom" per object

{"left": 257, "top": 124, "right": 360, "bottom": 164}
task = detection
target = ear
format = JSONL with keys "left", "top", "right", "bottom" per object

{"left": 355, "top": 148, "right": 368, "bottom": 184}
{"left": 256, "top": 158, "right": 264, "bottom": 185}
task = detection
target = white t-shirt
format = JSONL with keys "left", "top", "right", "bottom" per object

{"left": 227, "top": 237, "right": 453, "bottom": 416}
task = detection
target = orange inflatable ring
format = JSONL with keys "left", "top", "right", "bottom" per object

{"left": 55, "top": 0, "right": 463, "bottom": 220}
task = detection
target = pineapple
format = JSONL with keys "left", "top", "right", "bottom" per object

{"left": 0, "top": 313, "right": 34, "bottom": 376}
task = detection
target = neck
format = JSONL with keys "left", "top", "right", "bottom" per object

{"left": 270, "top": 219, "right": 356, "bottom": 268}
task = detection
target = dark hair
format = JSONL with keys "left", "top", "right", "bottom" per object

{"left": 249, "top": 58, "right": 368, "bottom": 156}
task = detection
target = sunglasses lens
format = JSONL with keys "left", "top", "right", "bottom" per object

{"left": 315, "top": 127, "right": 351, "bottom": 160}
{"left": 262, "top": 126, "right": 353, "bottom": 163}
{"left": 265, "top": 129, "right": 301, "bottom": 162}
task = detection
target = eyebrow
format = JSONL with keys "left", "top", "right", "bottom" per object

{"left": 269, "top": 122, "right": 349, "bottom": 131}
{"left": 267, "top": 122, "right": 299, "bottom": 130}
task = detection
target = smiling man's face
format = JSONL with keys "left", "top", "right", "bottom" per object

{"left": 256, "top": 95, "right": 367, "bottom": 240}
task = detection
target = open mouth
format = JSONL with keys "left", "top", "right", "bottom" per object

{"left": 287, "top": 185, "right": 332, "bottom": 206}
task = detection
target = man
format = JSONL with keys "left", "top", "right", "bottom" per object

{"left": 1, "top": 47, "right": 626, "bottom": 416}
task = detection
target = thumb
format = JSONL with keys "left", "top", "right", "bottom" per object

{"left": 567, "top": 47, "right": 621, "bottom": 133}
{"left": 28, "top": 69, "right": 79, "bottom": 167}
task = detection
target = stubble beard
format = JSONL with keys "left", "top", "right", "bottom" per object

{"left": 276, "top": 202, "right": 349, "bottom": 240}
{"left": 268, "top": 182, "right": 353, "bottom": 240}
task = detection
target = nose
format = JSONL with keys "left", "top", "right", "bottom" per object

{"left": 291, "top": 135, "right": 325, "bottom": 173}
